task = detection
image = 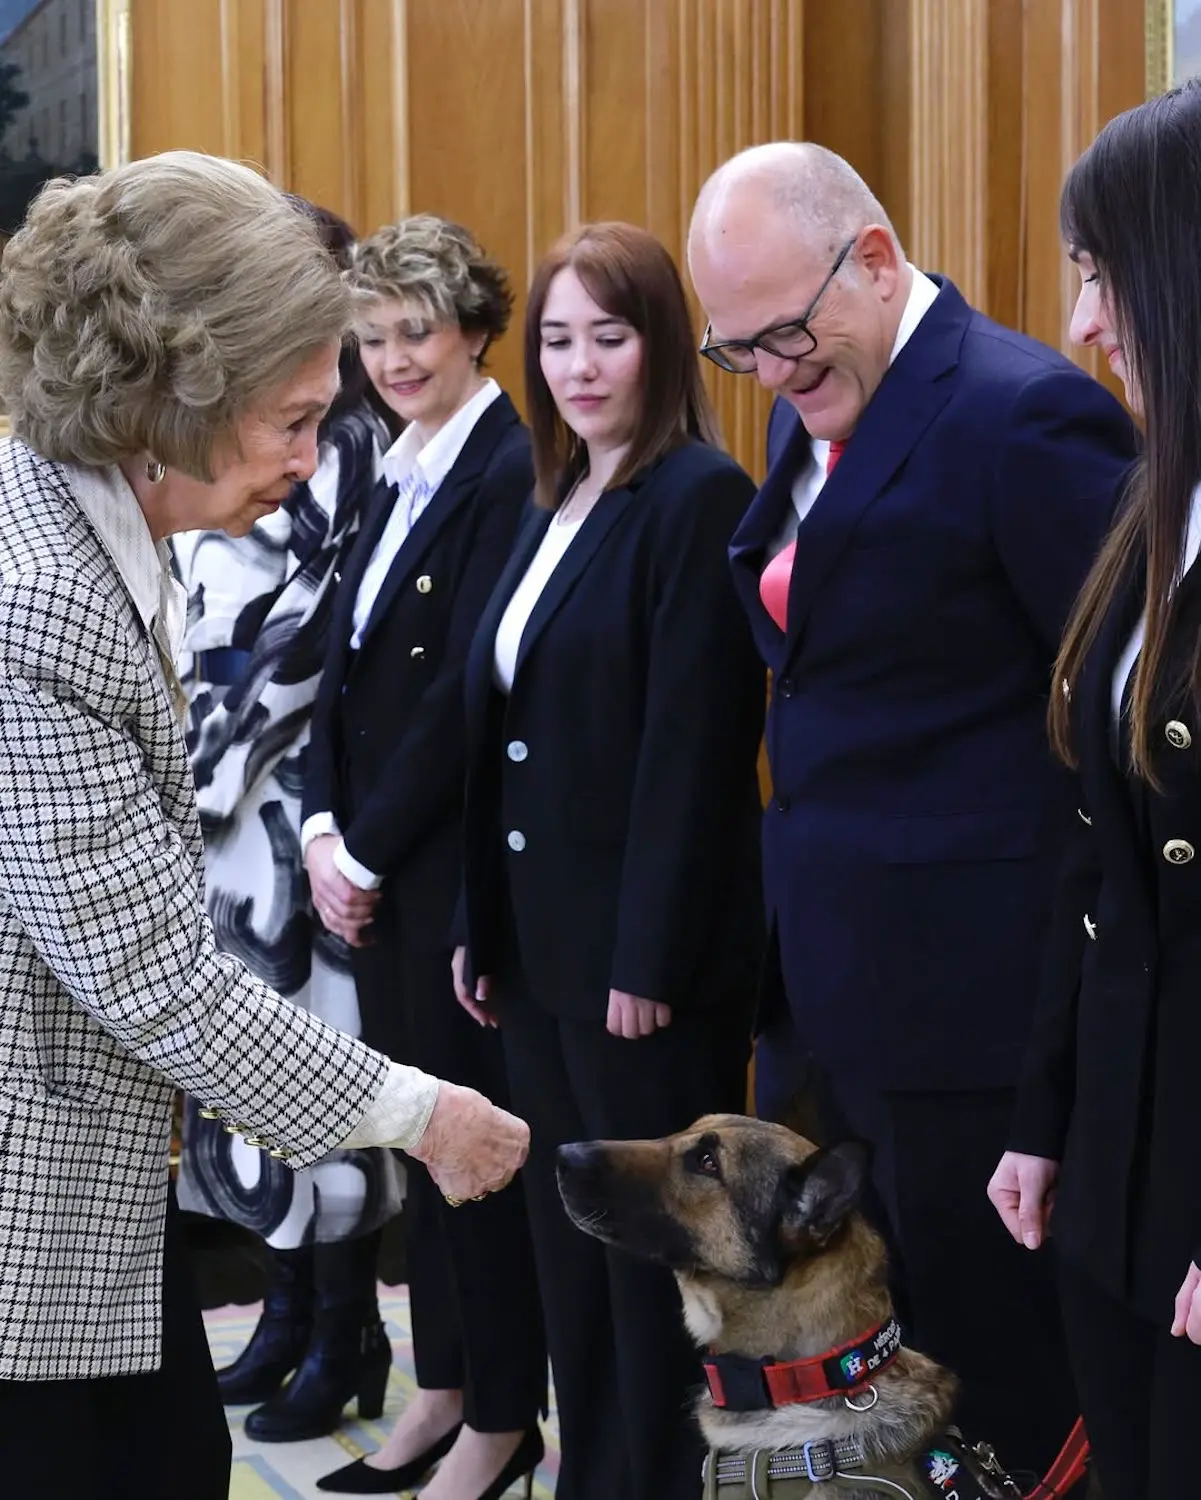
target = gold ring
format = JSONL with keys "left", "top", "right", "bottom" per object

{"left": 443, "top": 1194, "right": 465, "bottom": 1208}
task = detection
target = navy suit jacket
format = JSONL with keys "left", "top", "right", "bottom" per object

{"left": 733, "top": 275, "right": 1138, "bottom": 1088}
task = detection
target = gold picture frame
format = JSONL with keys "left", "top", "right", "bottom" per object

{"left": 1148, "top": 0, "right": 1201, "bottom": 96}
{"left": 1147, "top": 0, "right": 1172, "bottom": 96}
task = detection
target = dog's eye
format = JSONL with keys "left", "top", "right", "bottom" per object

{"left": 686, "top": 1146, "right": 721, "bottom": 1179}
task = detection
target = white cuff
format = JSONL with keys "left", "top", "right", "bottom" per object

{"left": 333, "top": 838, "right": 383, "bottom": 892}
{"left": 301, "top": 812, "right": 339, "bottom": 856}
{"left": 339, "top": 1062, "right": 440, "bottom": 1151}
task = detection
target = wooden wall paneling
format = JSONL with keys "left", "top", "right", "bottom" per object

{"left": 131, "top": 0, "right": 232, "bottom": 158}
{"left": 907, "top": 0, "right": 988, "bottom": 307}
{"left": 356, "top": 0, "right": 406, "bottom": 237}
{"left": 403, "top": 0, "right": 532, "bottom": 401}
{"left": 984, "top": 0, "right": 1024, "bottom": 334}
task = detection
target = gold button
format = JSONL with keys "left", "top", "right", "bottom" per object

{"left": 198, "top": 1107, "right": 222, "bottom": 1120}
{"left": 1164, "top": 838, "right": 1195, "bottom": 865}
{"left": 269, "top": 1147, "right": 293, "bottom": 1161}
{"left": 244, "top": 1136, "right": 269, "bottom": 1148}
{"left": 416, "top": 575, "right": 433, "bottom": 594}
{"left": 1083, "top": 913, "right": 1097, "bottom": 940}
{"left": 1077, "top": 808, "right": 1092, "bottom": 826}
{"left": 1167, "top": 720, "right": 1193, "bottom": 750}
{"left": 410, "top": 645, "right": 425, "bottom": 659}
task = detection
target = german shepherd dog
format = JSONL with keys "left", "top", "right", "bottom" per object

{"left": 556, "top": 1115, "right": 1020, "bottom": 1500}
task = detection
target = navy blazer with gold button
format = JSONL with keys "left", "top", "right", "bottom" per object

{"left": 304, "top": 390, "right": 531, "bottom": 941}
{"left": 731, "top": 276, "right": 1138, "bottom": 1089}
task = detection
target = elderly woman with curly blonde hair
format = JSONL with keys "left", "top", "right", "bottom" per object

{"left": 0, "top": 151, "right": 528, "bottom": 1500}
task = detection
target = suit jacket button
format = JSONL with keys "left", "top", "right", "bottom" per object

{"left": 1083, "top": 913, "right": 1097, "bottom": 940}
{"left": 507, "top": 829, "right": 527, "bottom": 852}
{"left": 410, "top": 645, "right": 425, "bottom": 659}
{"left": 244, "top": 1136, "right": 268, "bottom": 1148}
{"left": 198, "top": 1107, "right": 223, "bottom": 1120}
{"left": 507, "top": 740, "right": 528, "bottom": 762}
{"left": 416, "top": 575, "right": 433, "bottom": 593}
{"left": 1164, "top": 838, "right": 1195, "bottom": 865}
{"left": 1077, "top": 808, "right": 1092, "bottom": 826}
{"left": 269, "top": 1147, "right": 293, "bottom": 1161}
{"left": 777, "top": 677, "right": 795, "bottom": 699}
{"left": 1166, "top": 720, "right": 1193, "bottom": 749}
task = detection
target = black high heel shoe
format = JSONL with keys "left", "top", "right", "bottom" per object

{"left": 474, "top": 1426, "right": 545, "bottom": 1500}
{"left": 315, "top": 1421, "right": 463, "bottom": 1493}
{"left": 243, "top": 1307, "right": 392, "bottom": 1443}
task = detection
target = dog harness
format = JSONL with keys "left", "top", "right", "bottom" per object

{"left": 701, "top": 1426, "right": 1024, "bottom": 1500}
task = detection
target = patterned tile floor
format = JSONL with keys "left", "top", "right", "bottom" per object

{"left": 205, "top": 1290, "right": 559, "bottom": 1499}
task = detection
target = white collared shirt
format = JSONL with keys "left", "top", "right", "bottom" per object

{"left": 62, "top": 462, "right": 186, "bottom": 662}
{"left": 776, "top": 266, "right": 941, "bottom": 555}
{"left": 349, "top": 378, "right": 501, "bottom": 649}
{"left": 1112, "top": 482, "right": 1201, "bottom": 723}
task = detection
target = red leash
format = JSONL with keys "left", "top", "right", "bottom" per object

{"left": 1023, "top": 1418, "right": 1090, "bottom": 1499}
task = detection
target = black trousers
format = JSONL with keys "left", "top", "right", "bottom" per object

{"left": 756, "top": 1019, "right": 1077, "bottom": 1482}
{"left": 0, "top": 1186, "right": 230, "bottom": 1500}
{"left": 1058, "top": 1253, "right": 1201, "bottom": 1500}
{"left": 497, "top": 973, "right": 749, "bottom": 1500}
{"left": 352, "top": 926, "right": 546, "bottom": 1431}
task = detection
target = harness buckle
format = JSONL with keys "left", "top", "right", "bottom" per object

{"left": 801, "top": 1440, "right": 836, "bottom": 1482}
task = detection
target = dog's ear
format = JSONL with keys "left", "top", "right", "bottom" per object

{"left": 780, "top": 1139, "right": 870, "bottom": 1241}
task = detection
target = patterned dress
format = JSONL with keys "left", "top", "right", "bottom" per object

{"left": 174, "top": 405, "right": 405, "bottom": 1248}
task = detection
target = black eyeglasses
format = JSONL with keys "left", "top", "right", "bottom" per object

{"left": 699, "top": 238, "right": 856, "bottom": 374}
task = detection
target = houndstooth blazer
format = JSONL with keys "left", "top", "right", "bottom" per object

{"left": 0, "top": 440, "right": 390, "bottom": 1380}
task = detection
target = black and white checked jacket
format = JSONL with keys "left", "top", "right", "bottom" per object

{"left": 0, "top": 441, "right": 391, "bottom": 1379}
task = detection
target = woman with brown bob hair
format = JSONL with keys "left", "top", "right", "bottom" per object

{"left": 453, "top": 222, "right": 767, "bottom": 1500}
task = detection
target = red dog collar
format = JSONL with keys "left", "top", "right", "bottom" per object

{"left": 703, "top": 1316, "right": 902, "bottom": 1411}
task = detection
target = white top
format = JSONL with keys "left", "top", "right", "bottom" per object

{"left": 492, "top": 511, "right": 588, "bottom": 693}
{"left": 350, "top": 378, "right": 501, "bottom": 649}
{"left": 775, "top": 266, "right": 941, "bottom": 556}
{"left": 1111, "top": 482, "right": 1201, "bottom": 722}
{"left": 64, "top": 463, "right": 440, "bottom": 1157}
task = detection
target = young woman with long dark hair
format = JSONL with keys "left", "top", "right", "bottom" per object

{"left": 989, "top": 80, "right": 1201, "bottom": 1498}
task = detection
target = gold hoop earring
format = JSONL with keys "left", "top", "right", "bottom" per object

{"left": 146, "top": 459, "right": 166, "bottom": 483}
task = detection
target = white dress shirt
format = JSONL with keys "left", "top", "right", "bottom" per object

{"left": 350, "top": 378, "right": 501, "bottom": 649}
{"left": 1112, "top": 481, "right": 1201, "bottom": 722}
{"left": 304, "top": 378, "right": 502, "bottom": 890}
{"left": 61, "top": 462, "right": 440, "bottom": 1156}
{"left": 774, "top": 266, "right": 941, "bottom": 556}
{"left": 492, "top": 511, "right": 588, "bottom": 693}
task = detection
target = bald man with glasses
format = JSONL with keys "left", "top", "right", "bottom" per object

{"left": 689, "top": 142, "right": 1137, "bottom": 1480}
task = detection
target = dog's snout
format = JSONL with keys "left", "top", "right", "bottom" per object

{"left": 555, "top": 1141, "right": 607, "bottom": 1183}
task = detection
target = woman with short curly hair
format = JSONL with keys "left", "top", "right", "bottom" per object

{"left": 0, "top": 153, "right": 528, "bottom": 1500}
{"left": 304, "top": 214, "right": 546, "bottom": 1497}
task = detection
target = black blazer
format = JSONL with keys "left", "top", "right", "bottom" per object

{"left": 1010, "top": 541, "right": 1201, "bottom": 1320}
{"left": 304, "top": 391, "right": 531, "bottom": 942}
{"left": 461, "top": 439, "right": 766, "bottom": 1019}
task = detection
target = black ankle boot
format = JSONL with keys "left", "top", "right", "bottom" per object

{"left": 217, "top": 1245, "right": 314, "bottom": 1407}
{"left": 243, "top": 1305, "right": 392, "bottom": 1443}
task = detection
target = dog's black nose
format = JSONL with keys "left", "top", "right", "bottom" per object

{"left": 555, "top": 1141, "right": 606, "bottom": 1179}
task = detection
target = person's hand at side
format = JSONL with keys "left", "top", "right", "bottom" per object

{"left": 305, "top": 833, "right": 378, "bottom": 946}
{"left": 408, "top": 1080, "right": 528, "bottom": 1200}
{"left": 452, "top": 944, "right": 497, "bottom": 1027}
{"left": 987, "top": 1150, "right": 1059, "bottom": 1249}
{"left": 1172, "top": 1263, "right": 1201, "bottom": 1343}
{"left": 606, "top": 988, "right": 671, "bottom": 1039}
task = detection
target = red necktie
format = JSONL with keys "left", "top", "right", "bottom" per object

{"left": 759, "top": 439, "right": 846, "bottom": 632}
